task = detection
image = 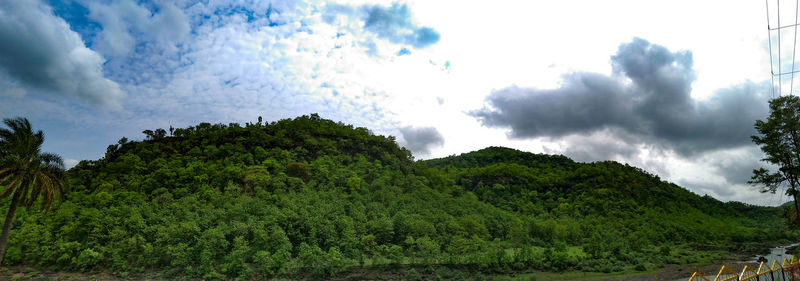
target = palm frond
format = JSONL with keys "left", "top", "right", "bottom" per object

{"left": 26, "top": 182, "right": 41, "bottom": 209}
{"left": 0, "top": 117, "right": 66, "bottom": 215}
{"left": 0, "top": 172, "right": 15, "bottom": 186}
{"left": 32, "top": 131, "right": 44, "bottom": 154}
{"left": 2, "top": 118, "right": 26, "bottom": 136}
{"left": 16, "top": 178, "right": 30, "bottom": 205}
{"left": 39, "top": 153, "right": 64, "bottom": 169}
{"left": 32, "top": 175, "right": 55, "bottom": 213}
{"left": 0, "top": 128, "right": 12, "bottom": 141}
{"left": 0, "top": 176, "right": 21, "bottom": 199}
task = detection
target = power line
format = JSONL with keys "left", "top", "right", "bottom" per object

{"left": 769, "top": 0, "right": 777, "bottom": 98}
{"left": 775, "top": 69, "right": 800, "bottom": 75}
{"left": 764, "top": 1, "right": 800, "bottom": 97}
{"left": 791, "top": 0, "right": 799, "bottom": 95}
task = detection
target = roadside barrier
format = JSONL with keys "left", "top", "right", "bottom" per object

{"left": 688, "top": 255, "right": 800, "bottom": 281}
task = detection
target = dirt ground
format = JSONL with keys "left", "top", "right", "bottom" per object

{"left": 590, "top": 261, "right": 794, "bottom": 281}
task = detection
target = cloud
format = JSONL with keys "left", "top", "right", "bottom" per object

{"left": 0, "top": 77, "right": 27, "bottom": 98}
{"left": 324, "top": 2, "right": 440, "bottom": 49}
{"left": 698, "top": 146, "right": 777, "bottom": 186}
{"left": 84, "top": 0, "right": 190, "bottom": 57}
{"left": 554, "top": 129, "right": 641, "bottom": 162}
{"left": 103, "top": 0, "right": 400, "bottom": 134}
{"left": 64, "top": 159, "right": 80, "bottom": 170}
{"left": 677, "top": 176, "right": 788, "bottom": 206}
{"left": 471, "top": 38, "right": 771, "bottom": 156}
{"left": 399, "top": 126, "right": 444, "bottom": 155}
{"left": 680, "top": 178, "right": 738, "bottom": 198}
{"left": 0, "top": 0, "right": 124, "bottom": 109}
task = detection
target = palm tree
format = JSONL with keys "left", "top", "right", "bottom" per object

{"left": 0, "top": 118, "right": 66, "bottom": 265}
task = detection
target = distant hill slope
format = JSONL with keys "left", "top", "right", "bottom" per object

{"left": 1, "top": 116, "right": 793, "bottom": 280}
{"left": 422, "top": 147, "right": 788, "bottom": 239}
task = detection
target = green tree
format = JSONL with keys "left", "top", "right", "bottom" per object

{"left": 286, "top": 162, "right": 311, "bottom": 182}
{"left": 750, "top": 96, "right": 800, "bottom": 226}
{"left": 0, "top": 118, "right": 66, "bottom": 264}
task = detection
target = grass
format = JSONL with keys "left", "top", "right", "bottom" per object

{"left": 505, "top": 268, "right": 665, "bottom": 281}
{"left": 0, "top": 244, "right": 765, "bottom": 281}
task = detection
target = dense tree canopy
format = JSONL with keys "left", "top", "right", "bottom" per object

{"left": 751, "top": 95, "right": 800, "bottom": 226}
{"left": 0, "top": 115, "right": 793, "bottom": 279}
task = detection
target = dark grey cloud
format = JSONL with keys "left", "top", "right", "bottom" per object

{"left": 713, "top": 156, "right": 760, "bottom": 185}
{"left": 399, "top": 126, "right": 445, "bottom": 155}
{"left": 471, "top": 38, "right": 771, "bottom": 156}
{"left": 325, "top": 2, "right": 440, "bottom": 49}
{"left": 0, "top": 0, "right": 123, "bottom": 109}
{"left": 701, "top": 147, "right": 773, "bottom": 186}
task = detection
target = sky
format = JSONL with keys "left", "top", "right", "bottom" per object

{"left": 0, "top": 0, "right": 797, "bottom": 205}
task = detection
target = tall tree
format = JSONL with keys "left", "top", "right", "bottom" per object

{"left": 0, "top": 118, "right": 66, "bottom": 264}
{"left": 750, "top": 96, "right": 800, "bottom": 227}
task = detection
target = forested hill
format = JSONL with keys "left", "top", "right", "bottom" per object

{"left": 422, "top": 146, "right": 776, "bottom": 220}
{"left": 422, "top": 147, "right": 785, "bottom": 233}
{"left": 2, "top": 115, "right": 793, "bottom": 280}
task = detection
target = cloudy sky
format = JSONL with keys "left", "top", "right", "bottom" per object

{"left": 1, "top": 0, "right": 796, "bottom": 205}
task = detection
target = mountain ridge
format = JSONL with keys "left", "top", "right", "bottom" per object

{"left": 2, "top": 115, "right": 793, "bottom": 279}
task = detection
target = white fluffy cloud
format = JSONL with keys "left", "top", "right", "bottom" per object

{"left": 114, "top": 1, "right": 404, "bottom": 133}
{"left": 84, "top": 0, "right": 190, "bottom": 57}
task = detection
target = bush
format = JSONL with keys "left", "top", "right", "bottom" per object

{"left": 222, "top": 237, "right": 252, "bottom": 279}
{"left": 75, "top": 248, "right": 101, "bottom": 271}
{"left": 3, "top": 246, "right": 21, "bottom": 265}
{"left": 659, "top": 244, "right": 670, "bottom": 256}
{"left": 407, "top": 268, "right": 422, "bottom": 281}
{"left": 323, "top": 246, "right": 347, "bottom": 277}
{"left": 253, "top": 250, "right": 273, "bottom": 275}
{"left": 254, "top": 249, "right": 291, "bottom": 276}
{"left": 387, "top": 245, "right": 404, "bottom": 265}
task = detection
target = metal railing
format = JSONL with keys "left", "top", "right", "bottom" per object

{"left": 688, "top": 255, "right": 800, "bottom": 281}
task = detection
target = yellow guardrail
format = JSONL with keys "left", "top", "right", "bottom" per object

{"left": 739, "top": 264, "right": 758, "bottom": 281}
{"left": 688, "top": 254, "right": 800, "bottom": 281}
{"left": 716, "top": 264, "right": 739, "bottom": 281}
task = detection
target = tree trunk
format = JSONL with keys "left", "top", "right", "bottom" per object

{"left": 793, "top": 185, "right": 800, "bottom": 228}
{"left": 0, "top": 189, "right": 21, "bottom": 266}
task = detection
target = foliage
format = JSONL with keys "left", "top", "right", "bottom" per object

{"left": 750, "top": 95, "right": 800, "bottom": 226}
{"left": 0, "top": 117, "right": 66, "bottom": 265}
{"left": 1, "top": 114, "right": 794, "bottom": 279}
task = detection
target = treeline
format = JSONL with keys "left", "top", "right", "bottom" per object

{"left": 0, "top": 115, "right": 793, "bottom": 279}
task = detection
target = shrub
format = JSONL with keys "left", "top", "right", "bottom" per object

{"left": 75, "top": 248, "right": 101, "bottom": 271}
{"left": 407, "top": 268, "right": 422, "bottom": 281}
{"left": 3, "top": 246, "right": 21, "bottom": 265}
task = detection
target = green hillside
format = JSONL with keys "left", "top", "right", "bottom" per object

{"left": 0, "top": 115, "right": 793, "bottom": 280}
